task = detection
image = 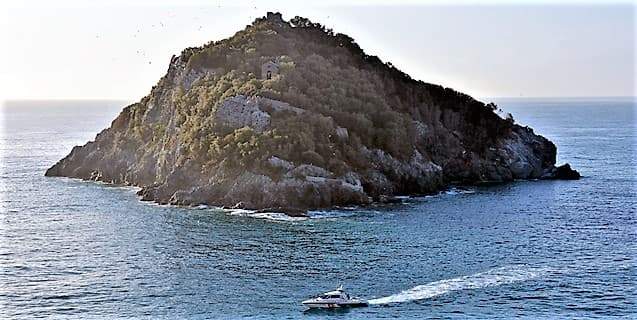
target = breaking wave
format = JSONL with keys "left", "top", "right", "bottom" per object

{"left": 368, "top": 265, "right": 550, "bottom": 305}
{"left": 444, "top": 187, "right": 476, "bottom": 195}
{"left": 225, "top": 208, "right": 308, "bottom": 222}
{"left": 307, "top": 209, "right": 359, "bottom": 219}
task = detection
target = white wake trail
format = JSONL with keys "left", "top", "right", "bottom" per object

{"left": 368, "top": 265, "right": 550, "bottom": 305}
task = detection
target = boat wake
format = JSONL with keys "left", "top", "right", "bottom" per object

{"left": 368, "top": 265, "right": 550, "bottom": 305}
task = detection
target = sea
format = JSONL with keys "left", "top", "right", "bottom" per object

{"left": 0, "top": 98, "right": 635, "bottom": 319}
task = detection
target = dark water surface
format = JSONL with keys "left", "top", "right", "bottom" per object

{"left": 1, "top": 98, "right": 635, "bottom": 319}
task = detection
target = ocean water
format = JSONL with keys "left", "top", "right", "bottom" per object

{"left": 0, "top": 98, "right": 635, "bottom": 319}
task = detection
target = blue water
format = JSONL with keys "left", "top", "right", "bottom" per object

{"left": 1, "top": 98, "right": 635, "bottom": 319}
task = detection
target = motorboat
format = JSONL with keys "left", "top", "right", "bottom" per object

{"left": 301, "top": 285, "right": 368, "bottom": 309}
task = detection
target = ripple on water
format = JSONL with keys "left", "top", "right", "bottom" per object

{"left": 1, "top": 99, "right": 635, "bottom": 319}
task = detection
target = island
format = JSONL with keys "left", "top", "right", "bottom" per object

{"left": 46, "top": 12, "right": 580, "bottom": 216}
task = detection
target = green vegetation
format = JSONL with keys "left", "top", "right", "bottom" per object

{"left": 112, "top": 13, "right": 514, "bottom": 184}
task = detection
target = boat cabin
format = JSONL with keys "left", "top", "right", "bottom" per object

{"left": 318, "top": 289, "right": 349, "bottom": 300}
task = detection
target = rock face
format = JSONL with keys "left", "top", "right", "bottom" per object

{"left": 215, "top": 95, "right": 271, "bottom": 132}
{"left": 45, "top": 12, "right": 579, "bottom": 215}
{"left": 543, "top": 163, "right": 581, "bottom": 180}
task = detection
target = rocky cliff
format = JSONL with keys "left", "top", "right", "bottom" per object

{"left": 46, "top": 12, "right": 579, "bottom": 215}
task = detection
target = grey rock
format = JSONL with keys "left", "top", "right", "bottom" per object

{"left": 287, "top": 164, "right": 332, "bottom": 179}
{"left": 542, "top": 163, "right": 581, "bottom": 180}
{"left": 267, "top": 156, "right": 294, "bottom": 172}
{"left": 215, "top": 95, "right": 271, "bottom": 132}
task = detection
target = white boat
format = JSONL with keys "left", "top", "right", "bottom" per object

{"left": 302, "top": 285, "right": 368, "bottom": 309}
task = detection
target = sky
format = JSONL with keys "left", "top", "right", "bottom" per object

{"left": 0, "top": 0, "right": 634, "bottom": 101}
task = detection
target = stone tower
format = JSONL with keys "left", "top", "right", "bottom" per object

{"left": 261, "top": 60, "right": 280, "bottom": 80}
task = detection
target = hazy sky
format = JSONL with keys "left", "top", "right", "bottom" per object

{"left": 0, "top": 0, "right": 634, "bottom": 101}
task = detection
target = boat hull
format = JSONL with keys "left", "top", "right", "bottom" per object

{"left": 302, "top": 301, "right": 368, "bottom": 309}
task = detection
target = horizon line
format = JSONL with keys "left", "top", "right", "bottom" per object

{"left": 3, "top": 95, "right": 636, "bottom": 103}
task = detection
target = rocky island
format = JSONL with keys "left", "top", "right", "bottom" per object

{"left": 46, "top": 12, "right": 580, "bottom": 215}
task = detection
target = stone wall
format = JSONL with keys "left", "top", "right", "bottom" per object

{"left": 261, "top": 61, "right": 279, "bottom": 79}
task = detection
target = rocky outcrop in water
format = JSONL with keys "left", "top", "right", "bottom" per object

{"left": 45, "top": 12, "right": 579, "bottom": 215}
